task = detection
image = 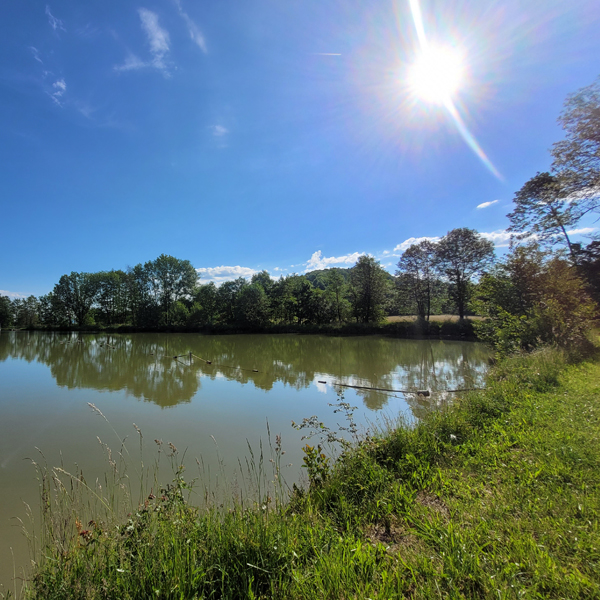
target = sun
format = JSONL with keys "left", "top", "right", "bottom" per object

{"left": 408, "top": 44, "right": 464, "bottom": 105}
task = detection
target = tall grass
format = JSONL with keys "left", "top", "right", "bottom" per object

{"left": 15, "top": 346, "right": 600, "bottom": 599}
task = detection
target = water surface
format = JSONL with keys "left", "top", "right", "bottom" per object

{"left": 0, "top": 331, "right": 490, "bottom": 592}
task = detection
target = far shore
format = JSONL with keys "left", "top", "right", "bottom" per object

{"left": 7, "top": 315, "right": 481, "bottom": 341}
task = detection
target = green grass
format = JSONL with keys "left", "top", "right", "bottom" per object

{"left": 17, "top": 346, "right": 600, "bottom": 599}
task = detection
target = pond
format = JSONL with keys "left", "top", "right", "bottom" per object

{"left": 0, "top": 330, "right": 491, "bottom": 591}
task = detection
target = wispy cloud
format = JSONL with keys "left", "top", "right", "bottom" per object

{"left": 196, "top": 265, "right": 257, "bottom": 284}
{"left": 567, "top": 227, "right": 596, "bottom": 236}
{"left": 139, "top": 8, "right": 170, "bottom": 70}
{"left": 477, "top": 199, "right": 499, "bottom": 210}
{"left": 211, "top": 125, "right": 228, "bottom": 137}
{"left": 393, "top": 236, "right": 441, "bottom": 253}
{"left": 114, "top": 52, "right": 148, "bottom": 73}
{"left": 305, "top": 250, "right": 364, "bottom": 271}
{"left": 0, "top": 290, "right": 27, "bottom": 299}
{"left": 115, "top": 9, "right": 171, "bottom": 75}
{"left": 29, "top": 46, "right": 43, "bottom": 64}
{"left": 45, "top": 5, "right": 65, "bottom": 32}
{"left": 173, "top": 0, "right": 207, "bottom": 53}
{"left": 49, "top": 78, "right": 67, "bottom": 105}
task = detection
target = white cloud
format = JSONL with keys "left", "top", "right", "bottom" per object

{"left": 115, "top": 10, "right": 171, "bottom": 74}
{"left": 173, "top": 0, "right": 207, "bottom": 53}
{"left": 393, "top": 236, "right": 441, "bottom": 253}
{"left": 49, "top": 78, "right": 66, "bottom": 105}
{"left": 196, "top": 265, "right": 257, "bottom": 284}
{"left": 211, "top": 125, "right": 228, "bottom": 137}
{"left": 29, "top": 46, "right": 43, "bottom": 64}
{"left": 479, "top": 229, "right": 513, "bottom": 246}
{"left": 139, "top": 9, "right": 170, "bottom": 70}
{"left": 305, "top": 250, "right": 364, "bottom": 271}
{"left": 45, "top": 5, "right": 66, "bottom": 32}
{"left": 0, "top": 290, "right": 27, "bottom": 299}
{"left": 114, "top": 52, "right": 148, "bottom": 73}
{"left": 567, "top": 227, "right": 596, "bottom": 236}
{"left": 476, "top": 200, "right": 499, "bottom": 210}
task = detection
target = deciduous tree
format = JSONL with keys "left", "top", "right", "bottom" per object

{"left": 508, "top": 172, "right": 580, "bottom": 257}
{"left": 436, "top": 228, "right": 494, "bottom": 319}
{"left": 396, "top": 240, "right": 438, "bottom": 321}
{"left": 552, "top": 77, "right": 600, "bottom": 216}
{"left": 350, "top": 255, "right": 389, "bottom": 323}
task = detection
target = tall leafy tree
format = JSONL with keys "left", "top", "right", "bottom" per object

{"left": 396, "top": 240, "right": 438, "bottom": 321}
{"left": 147, "top": 255, "right": 198, "bottom": 326}
{"left": 551, "top": 77, "right": 600, "bottom": 216}
{"left": 508, "top": 172, "right": 580, "bottom": 257}
{"left": 53, "top": 272, "right": 99, "bottom": 326}
{"left": 217, "top": 277, "right": 247, "bottom": 324}
{"left": 15, "top": 295, "right": 40, "bottom": 327}
{"left": 350, "top": 255, "right": 389, "bottom": 323}
{"left": 96, "top": 270, "right": 128, "bottom": 326}
{"left": 0, "top": 295, "right": 13, "bottom": 328}
{"left": 190, "top": 282, "right": 219, "bottom": 325}
{"left": 126, "top": 263, "right": 157, "bottom": 326}
{"left": 235, "top": 284, "right": 271, "bottom": 327}
{"left": 325, "top": 269, "right": 350, "bottom": 323}
{"left": 251, "top": 270, "right": 274, "bottom": 294}
{"left": 436, "top": 228, "right": 495, "bottom": 319}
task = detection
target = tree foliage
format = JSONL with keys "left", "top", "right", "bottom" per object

{"left": 507, "top": 172, "right": 580, "bottom": 256}
{"left": 552, "top": 76, "right": 600, "bottom": 215}
{"left": 473, "top": 245, "right": 597, "bottom": 354}
{"left": 350, "top": 256, "right": 389, "bottom": 323}
{"left": 436, "top": 228, "right": 495, "bottom": 319}
{"left": 395, "top": 240, "right": 438, "bottom": 321}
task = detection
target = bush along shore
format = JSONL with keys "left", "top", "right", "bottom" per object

{"left": 18, "top": 345, "right": 600, "bottom": 600}
{"left": 21, "top": 318, "right": 479, "bottom": 341}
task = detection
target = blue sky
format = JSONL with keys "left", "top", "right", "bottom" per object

{"left": 1, "top": 0, "right": 599, "bottom": 295}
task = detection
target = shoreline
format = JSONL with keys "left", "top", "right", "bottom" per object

{"left": 12, "top": 318, "right": 479, "bottom": 341}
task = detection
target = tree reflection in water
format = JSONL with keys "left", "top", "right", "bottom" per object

{"left": 0, "top": 332, "right": 491, "bottom": 413}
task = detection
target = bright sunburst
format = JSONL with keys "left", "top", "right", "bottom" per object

{"left": 408, "top": 44, "right": 464, "bottom": 105}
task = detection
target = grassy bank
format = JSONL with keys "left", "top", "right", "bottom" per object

{"left": 25, "top": 317, "right": 478, "bottom": 340}
{"left": 19, "top": 347, "right": 600, "bottom": 599}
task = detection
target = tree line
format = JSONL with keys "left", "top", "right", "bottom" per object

{"left": 1, "top": 228, "right": 497, "bottom": 330}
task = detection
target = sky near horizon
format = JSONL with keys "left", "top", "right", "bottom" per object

{"left": 1, "top": 0, "right": 599, "bottom": 296}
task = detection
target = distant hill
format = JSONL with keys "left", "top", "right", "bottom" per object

{"left": 304, "top": 266, "right": 394, "bottom": 290}
{"left": 304, "top": 267, "right": 352, "bottom": 290}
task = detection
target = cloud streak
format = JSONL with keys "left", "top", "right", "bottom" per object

{"left": 115, "top": 9, "right": 171, "bottom": 75}
{"left": 173, "top": 0, "right": 207, "bottom": 53}
{"left": 567, "top": 227, "right": 596, "bottom": 236}
{"left": 45, "top": 5, "right": 66, "bottom": 32}
{"left": 29, "top": 46, "right": 43, "bottom": 64}
{"left": 476, "top": 200, "right": 499, "bottom": 209}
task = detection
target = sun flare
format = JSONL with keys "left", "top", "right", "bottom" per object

{"left": 408, "top": 45, "right": 464, "bottom": 105}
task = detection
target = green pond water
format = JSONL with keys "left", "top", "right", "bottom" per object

{"left": 0, "top": 330, "right": 491, "bottom": 592}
